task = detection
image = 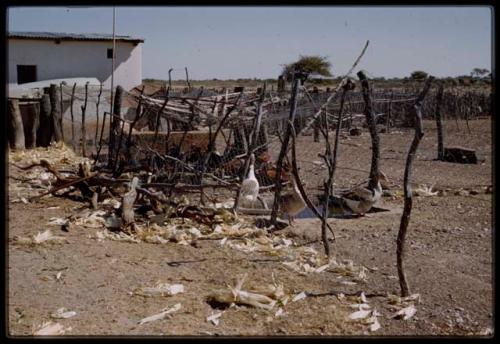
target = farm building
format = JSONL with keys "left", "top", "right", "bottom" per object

{"left": 8, "top": 31, "right": 144, "bottom": 91}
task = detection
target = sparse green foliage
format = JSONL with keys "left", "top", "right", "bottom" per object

{"left": 471, "top": 68, "right": 489, "bottom": 78}
{"left": 282, "top": 55, "right": 332, "bottom": 81}
{"left": 410, "top": 71, "right": 428, "bottom": 81}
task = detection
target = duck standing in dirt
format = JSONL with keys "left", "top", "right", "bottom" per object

{"left": 280, "top": 174, "right": 307, "bottom": 226}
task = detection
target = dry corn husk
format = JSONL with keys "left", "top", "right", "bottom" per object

{"left": 415, "top": 184, "right": 438, "bottom": 197}
{"left": 74, "top": 210, "right": 107, "bottom": 228}
{"left": 133, "top": 283, "right": 184, "bottom": 297}
{"left": 349, "top": 309, "right": 371, "bottom": 320}
{"left": 206, "top": 312, "right": 223, "bottom": 326}
{"left": 50, "top": 308, "right": 76, "bottom": 319}
{"left": 93, "top": 229, "right": 140, "bottom": 243}
{"left": 391, "top": 304, "right": 417, "bottom": 320}
{"left": 14, "top": 229, "right": 67, "bottom": 245}
{"left": 47, "top": 217, "right": 69, "bottom": 226}
{"left": 387, "top": 293, "right": 421, "bottom": 305}
{"left": 207, "top": 274, "right": 277, "bottom": 310}
{"left": 33, "top": 321, "right": 72, "bottom": 336}
{"left": 138, "top": 303, "right": 182, "bottom": 325}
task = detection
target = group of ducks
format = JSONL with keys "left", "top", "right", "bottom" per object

{"left": 240, "top": 153, "right": 389, "bottom": 226}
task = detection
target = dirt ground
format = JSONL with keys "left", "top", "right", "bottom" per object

{"left": 7, "top": 119, "right": 493, "bottom": 337}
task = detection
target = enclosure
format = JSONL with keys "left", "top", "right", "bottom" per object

{"left": 7, "top": 70, "right": 493, "bottom": 336}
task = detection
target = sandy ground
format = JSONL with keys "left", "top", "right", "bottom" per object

{"left": 7, "top": 119, "right": 493, "bottom": 337}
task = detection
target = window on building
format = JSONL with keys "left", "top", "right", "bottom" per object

{"left": 107, "top": 48, "right": 114, "bottom": 59}
{"left": 17, "top": 65, "right": 37, "bottom": 84}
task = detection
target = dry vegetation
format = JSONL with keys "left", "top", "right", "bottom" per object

{"left": 7, "top": 116, "right": 492, "bottom": 336}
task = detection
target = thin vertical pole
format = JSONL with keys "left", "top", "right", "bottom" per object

{"left": 59, "top": 83, "right": 65, "bottom": 141}
{"left": 185, "top": 67, "right": 191, "bottom": 92}
{"left": 110, "top": 6, "right": 116, "bottom": 116}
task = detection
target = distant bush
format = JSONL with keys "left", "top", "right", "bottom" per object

{"left": 282, "top": 55, "right": 332, "bottom": 82}
{"left": 410, "top": 70, "right": 428, "bottom": 81}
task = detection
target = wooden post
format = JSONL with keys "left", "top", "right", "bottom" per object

{"left": 397, "top": 76, "right": 434, "bottom": 297}
{"left": 185, "top": 67, "right": 191, "bottom": 92}
{"left": 20, "top": 101, "right": 39, "bottom": 149}
{"left": 81, "top": 82, "right": 89, "bottom": 157}
{"left": 435, "top": 84, "right": 445, "bottom": 160}
{"left": 49, "top": 84, "right": 63, "bottom": 142}
{"left": 454, "top": 88, "right": 460, "bottom": 131}
{"left": 313, "top": 117, "right": 321, "bottom": 143}
{"left": 108, "top": 85, "right": 123, "bottom": 167}
{"left": 168, "top": 68, "right": 173, "bottom": 89}
{"left": 270, "top": 76, "right": 301, "bottom": 225}
{"left": 70, "top": 83, "right": 76, "bottom": 151}
{"left": 277, "top": 75, "right": 285, "bottom": 94}
{"left": 95, "top": 83, "right": 103, "bottom": 151}
{"left": 153, "top": 97, "right": 169, "bottom": 146}
{"left": 357, "top": 71, "right": 380, "bottom": 189}
{"left": 36, "top": 94, "right": 52, "bottom": 147}
{"left": 8, "top": 99, "right": 25, "bottom": 150}
{"left": 386, "top": 90, "right": 393, "bottom": 133}
{"left": 59, "top": 83, "right": 65, "bottom": 141}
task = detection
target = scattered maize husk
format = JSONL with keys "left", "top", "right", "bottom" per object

{"left": 391, "top": 304, "right": 417, "bottom": 320}
{"left": 133, "top": 283, "right": 184, "bottom": 297}
{"left": 93, "top": 229, "right": 140, "bottom": 243}
{"left": 415, "top": 184, "right": 438, "bottom": 197}
{"left": 206, "top": 312, "right": 223, "bottom": 326}
{"left": 138, "top": 303, "right": 182, "bottom": 325}
{"left": 349, "top": 309, "right": 372, "bottom": 320}
{"left": 47, "top": 217, "right": 69, "bottom": 226}
{"left": 291, "top": 291, "right": 307, "bottom": 303}
{"left": 208, "top": 274, "right": 277, "bottom": 310}
{"left": 50, "top": 308, "right": 77, "bottom": 319}
{"left": 14, "top": 229, "right": 67, "bottom": 245}
{"left": 102, "top": 198, "right": 122, "bottom": 209}
{"left": 340, "top": 281, "right": 357, "bottom": 286}
{"left": 349, "top": 303, "right": 371, "bottom": 310}
{"left": 75, "top": 210, "right": 107, "bottom": 228}
{"left": 33, "top": 321, "right": 71, "bottom": 336}
{"left": 387, "top": 293, "right": 421, "bottom": 305}
{"left": 249, "top": 283, "right": 285, "bottom": 301}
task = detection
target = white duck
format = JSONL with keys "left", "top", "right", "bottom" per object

{"left": 239, "top": 154, "right": 259, "bottom": 205}
{"left": 280, "top": 175, "right": 307, "bottom": 226}
{"left": 339, "top": 172, "right": 389, "bottom": 216}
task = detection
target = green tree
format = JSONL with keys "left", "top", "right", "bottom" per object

{"left": 410, "top": 70, "right": 428, "bottom": 81}
{"left": 471, "top": 68, "right": 489, "bottom": 78}
{"left": 282, "top": 55, "right": 332, "bottom": 81}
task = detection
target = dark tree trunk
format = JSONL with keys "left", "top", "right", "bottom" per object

{"left": 36, "top": 94, "right": 52, "bottom": 147}
{"left": 49, "top": 84, "right": 63, "bottom": 142}
{"left": 108, "top": 85, "right": 123, "bottom": 167}
{"left": 20, "top": 101, "right": 39, "bottom": 149}
{"left": 435, "top": 84, "right": 445, "bottom": 160}
{"left": 386, "top": 90, "right": 393, "bottom": 133}
{"left": 277, "top": 75, "right": 285, "bottom": 94}
{"left": 70, "top": 83, "right": 76, "bottom": 151}
{"left": 95, "top": 83, "right": 103, "bottom": 150}
{"left": 270, "top": 77, "right": 301, "bottom": 225}
{"left": 59, "top": 83, "right": 65, "bottom": 141}
{"left": 8, "top": 99, "right": 26, "bottom": 150}
{"left": 81, "top": 82, "right": 89, "bottom": 157}
{"left": 357, "top": 71, "right": 380, "bottom": 189}
{"left": 397, "top": 76, "right": 434, "bottom": 297}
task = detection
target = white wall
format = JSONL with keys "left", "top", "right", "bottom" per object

{"left": 8, "top": 39, "right": 142, "bottom": 91}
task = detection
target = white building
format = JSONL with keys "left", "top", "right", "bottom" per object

{"left": 8, "top": 31, "right": 144, "bottom": 91}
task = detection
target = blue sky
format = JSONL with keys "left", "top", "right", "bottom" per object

{"left": 7, "top": 6, "right": 493, "bottom": 80}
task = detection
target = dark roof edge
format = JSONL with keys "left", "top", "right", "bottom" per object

{"left": 8, "top": 32, "right": 144, "bottom": 43}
